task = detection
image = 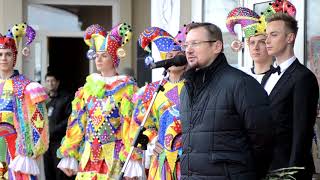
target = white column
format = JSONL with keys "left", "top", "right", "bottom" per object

{"left": 151, "top": 0, "right": 180, "bottom": 81}
{"left": 291, "top": 0, "right": 305, "bottom": 64}
{"left": 118, "top": 0, "right": 133, "bottom": 73}
{"left": 191, "top": 0, "right": 202, "bottom": 22}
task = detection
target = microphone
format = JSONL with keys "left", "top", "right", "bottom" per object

{"left": 149, "top": 55, "right": 187, "bottom": 69}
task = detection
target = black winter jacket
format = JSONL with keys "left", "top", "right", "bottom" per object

{"left": 47, "top": 90, "right": 72, "bottom": 142}
{"left": 180, "top": 53, "right": 273, "bottom": 180}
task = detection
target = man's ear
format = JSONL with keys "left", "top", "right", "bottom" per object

{"left": 213, "top": 41, "right": 223, "bottom": 53}
{"left": 287, "top": 32, "right": 296, "bottom": 44}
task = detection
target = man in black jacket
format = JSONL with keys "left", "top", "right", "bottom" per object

{"left": 264, "top": 13, "right": 319, "bottom": 179}
{"left": 43, "top": 72, "right": 73, "bottom": 180}
{"left": 179, "top": 22, "right": 273, "bottom": 180}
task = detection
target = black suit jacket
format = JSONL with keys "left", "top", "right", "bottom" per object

{"left": 268, "top": 59, "right": 319, "bottom": 179}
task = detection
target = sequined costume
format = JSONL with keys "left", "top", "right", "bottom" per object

{"left": 0, "top": 23, "right": 48, "bottom": 180}
{"left": 57, "top": 74, "right": 136, "bottom": 179}
{"left": 128, "top": 79, "right": 183, "bottom": 180}
{"left": 0, "top": 71, "right": 49, "bottom": 180}
{"left": 122, "top": 26, "right": 187, "bottom": 180}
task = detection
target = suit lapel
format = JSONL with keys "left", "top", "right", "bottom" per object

{"left": 269, "top": 59, "right": 299, "bottom": 101}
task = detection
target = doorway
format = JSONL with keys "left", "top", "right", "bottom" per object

{"left": 48, "top": 37, "right": 89, "bottom": 94}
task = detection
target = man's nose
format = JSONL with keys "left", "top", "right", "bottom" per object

{"left": 95, "top": 55, "right": 102, "bottom": 61}
{"left": 186, "top": 46, "right": 193, "bottom": 54}
{"left": 265, "top": 36, "right": 270, "bottom": 44}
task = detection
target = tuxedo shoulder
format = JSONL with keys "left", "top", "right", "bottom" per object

{"left": 290, "top": 64, "right": 318, "bottom": 87}
{"left": 294, "top": 63, "right": 316, "bottom": 78}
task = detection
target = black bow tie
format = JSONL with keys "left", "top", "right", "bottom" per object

{"left": 270, "top": 65, "right": 281, "bottom": 75}
{"left": 261, "top": 65, "right": 281, "bottom": 87}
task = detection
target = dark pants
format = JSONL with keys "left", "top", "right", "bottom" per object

{"left": 44, "top": 140, "right": 75, "bottom": 180}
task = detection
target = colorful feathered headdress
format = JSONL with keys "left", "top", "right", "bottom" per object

{"left": 226, "top": 0, "right": 296, "bottom": 39}
{"left": 84, "top": 23, "right": 132, "bottom": 67}
{"left": 0, "top": 23, "right": 36, "bottom": 66}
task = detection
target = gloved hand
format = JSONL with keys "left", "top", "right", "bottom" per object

{"left": 136, "top": 131, "right": 149, "bottom": 150}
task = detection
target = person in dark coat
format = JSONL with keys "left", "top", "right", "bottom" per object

{"left": 43, "top": 72, "right": 73, "bottom": 180}
{"left": 179, "top": 22, "right": 274, "bottom": 180}
{"left": 264, "top": 12, "right": 319, "bottom": 180}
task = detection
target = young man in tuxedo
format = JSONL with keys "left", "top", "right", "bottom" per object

{"left": 265, "top": 12, "right": 319, "bottom": 179}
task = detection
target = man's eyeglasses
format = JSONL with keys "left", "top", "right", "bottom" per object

{"left": 182, "top": 40, "right": 217, "bottom": 50}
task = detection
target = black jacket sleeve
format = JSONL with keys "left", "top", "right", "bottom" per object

{"left": 52, "top": 93, "right": 73, "bottom": 136}
{"left": 234, "top": 76, "right": 274, "bottom": 179}
{"left": 290, "top": 72, "right": 319, "bottom": 167}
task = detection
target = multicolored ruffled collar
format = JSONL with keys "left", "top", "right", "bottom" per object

{"left": 83, "top": 73, "right": 135, "bottom": 98}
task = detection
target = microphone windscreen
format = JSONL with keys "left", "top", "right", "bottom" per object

{"left": 174, "top": 55, "right": 187, "bottom": 66}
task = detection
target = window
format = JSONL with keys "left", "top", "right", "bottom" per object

{"left": 306, "top": 0, "right": 320, "bottom": 85}
{"left": 203, "top": 0, "right": 239, "bottom": 67}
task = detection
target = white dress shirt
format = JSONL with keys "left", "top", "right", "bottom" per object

{"left": 239, "top": 67, "right": 265, "bottom": 84}
{"left": 264, "top": 56, "right": 296, "bottom": 95}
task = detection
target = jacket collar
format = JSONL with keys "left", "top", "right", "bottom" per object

{"left": 184, "top": 53, "right": 228, "bottom": 99}
{"left": 184, "top": 53, "right": 227, "bottom": 84}
{"left": 269, "top": 58, "right": 299, "bottom": 100}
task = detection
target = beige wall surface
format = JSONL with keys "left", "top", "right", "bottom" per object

{"left": 131, "top": 0, "right": 151, "bottom": 76}
{"left": 118, "top": 0, "right": 132, "bottom": 73}
{"left": 115, "top": 0, "right": 151, "bottom": 77}
{"left": 180, "top": 0, "right": 192, "bottom": 26}
{"left": 0, "top": 0, "right": 23, "bottom": 72}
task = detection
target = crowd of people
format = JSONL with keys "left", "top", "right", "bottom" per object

{"left": 0, "top": 0, "right": 319, "bottom": 180}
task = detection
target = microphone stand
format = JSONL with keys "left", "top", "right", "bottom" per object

{"left": 118, "top": 69, "right": 167, "bottom": 180}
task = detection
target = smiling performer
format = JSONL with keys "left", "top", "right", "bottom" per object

{"left": 0, "top": 23, "right": 49, "bottom": 180}
{"left": 56, "top": 23, "right": 138, "bottom": 180}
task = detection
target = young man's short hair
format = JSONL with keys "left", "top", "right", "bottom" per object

{"left": 45, "top": 71, "right": 60, "bottom": 81}
{"left": 267, "top": 12, "right": 298, "bottom": 35}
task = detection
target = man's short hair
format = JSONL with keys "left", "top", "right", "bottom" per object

{"left": 186, "top": 22, "right": 224, "bottom": 51}
{"left": 267, "top": 12, "right": 298, "bottom": 35}
{"left": 45, "top": 71, "right": 60, "bottom": 81}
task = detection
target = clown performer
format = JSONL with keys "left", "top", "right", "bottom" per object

{"left": 226, "top": 0, "right": 296, "bottom": 86}
{"left": 123, "top": 26, "right": 188, "bottom": 180}
{"left": 0, "top": 23, "right": 49, "bottom": 179}
{"left": 56, "top": 23, "right": 139, "bottom": 180}
{"left": 226, "top": 7, "right": 273, "bottom": 84}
